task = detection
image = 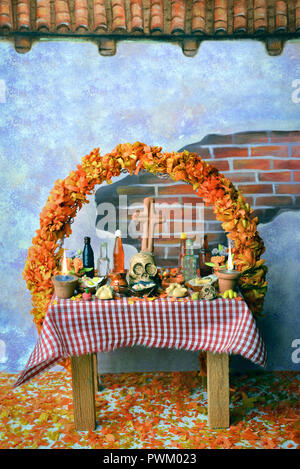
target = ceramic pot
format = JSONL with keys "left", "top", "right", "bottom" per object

{"left": 108, "top": 271, "right": 128, "bottom": 293}
{"left": 52, "top": 274, "right": 78, "bottom": 299}
{"left": 216, "top": 270, "right": 240, "bottom": 294}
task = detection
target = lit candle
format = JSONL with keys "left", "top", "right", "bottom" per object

{"left": 52, "top": 248, "right": 78, "bottom": 298}
{"left": 61, "top": 248, "right": 69, "bottom": 276}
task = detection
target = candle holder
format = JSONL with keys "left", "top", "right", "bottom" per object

{"left": 52, "top": 274, "right": 78, "bottom": 299}
{"left": 216, "top": 269, "right": 240, "bottom": 295}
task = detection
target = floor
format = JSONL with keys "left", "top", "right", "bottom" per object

{"left": 0, "top": 370, "right": 299, "bottom": 449}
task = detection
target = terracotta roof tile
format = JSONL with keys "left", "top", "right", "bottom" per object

{"left": 295, "top": 0, "right": 300, "bottom": 31}
{"left": 17, "top": 0, "right": 31, "bottom": 30}
{"left": 0, "top": 0, "right": 299, "bottom": 56}
{"left": 275, "top": 0, "right": 287, "bottom": 32}
{"left": 130, "top": 0, "right": 143, "bottom": 32}
{"left": 0, "top": 0, "right": 13, "bottom": 32}
{"left": 111, "top": 0, "right": 126, "bottom": 32}
{"left": 93, "top": 0, "right": 107, "bottom": 31}
{"left": 214, "top": 0, "right": 227, "bottom": 34}
{"left": 233, "top": 0, "right": 247, "bottom": 33}
{"left": 55, "top": 0, "right": 71, "bottom": 31}
{"left": 74, "top": 0, "right": 89, "bottom": 31}
{"left": 253, "top": 0, "right": 268, "bottom": 33}
{"left": 36, "top": 0, "right": 51, "bottom": 31}
{"left": 171, "top": 0, "right": 185, "bottom": 35}
{"left": 191, "top": 0, "right": 206, "bottom": 34}
{"left": 150, "top": 0, "right": 163, "bottom": 33}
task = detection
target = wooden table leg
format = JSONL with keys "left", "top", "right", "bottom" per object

{"left": 92, "top": 352, "right": 99, "bottom": 392}
{"left": 207, "top": 352, "right": 229, "bottom": 429}
{"left": 71, "top": 354, "right": 96, "bottom": 431}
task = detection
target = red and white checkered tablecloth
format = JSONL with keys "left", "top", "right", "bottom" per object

{"left": 14, "top": 296, "right": 266, "bottom": 387}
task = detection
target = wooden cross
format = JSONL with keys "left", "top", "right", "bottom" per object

{"left": 132, "top": 197, "right": 165, "bottom": 252}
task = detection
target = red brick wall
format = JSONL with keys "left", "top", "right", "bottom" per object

{"left": 97, "top": 130, "right": 300, "bottom": 268}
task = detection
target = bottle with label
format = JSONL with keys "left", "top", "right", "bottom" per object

{"left": 82, "top": 236, "right": 94, "bottom": 278}
{"left": 113, "top": 229, "right": 125, "bottom": 273}
{"left": 199, "top": 234, "right": 212, "bottom": 277}
{"left": 183, "top": 239, "right": 197, "bottom": 282}
{"left": 178, "top": 232, "right": 187, "bottom": 274}
{"left": 97, "top": 241, "right": 110, "bottom": 277}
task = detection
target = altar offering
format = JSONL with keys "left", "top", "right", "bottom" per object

{"left": 215, "top": 238, "right": 240, "bottom": 294}
{"left": 95, "top": 285, "right": 114, "bottom": 300}
{"left": 83, "top": 237, "right": 94, "bottom": 278}
{"left": 113, "top": 229, "right": 125, "bottom": 273}
{"left": 52, "top": 274, "right": 78, "bottom": 299}
{"left": 166, "top": 283, "right": 187, "bottom": 298}
{"left": 183, "top": 239, "right": 197, "bottom": 282}
{"left": 52, "top": 248, "right": 78, "bottom": 299}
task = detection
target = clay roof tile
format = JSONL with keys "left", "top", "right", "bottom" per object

{"left": 0, "top": 0, "right": 299, "bottom": 56}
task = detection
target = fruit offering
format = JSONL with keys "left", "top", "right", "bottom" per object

{"left": 222, "top": 289, "right": 237, "bottom": 299}
{"left": 82, "top": 289, "right": 92, "bottom": 301}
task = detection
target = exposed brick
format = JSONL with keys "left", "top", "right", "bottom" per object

{"left": 198, "top": 134, "right": 233, "bottom": 145}
{"left": 137, "top": 174, "right": 174, "bottom": 184}
{"left": 178, "top": 143, "right": 212, "bottom": 158}
{"left": 213, "top": 147, "right": 248, "bottom": 158}
{"left": 208, "top": 160, "right": 230, "bottom": 171}
{"left": 273, "top": 160, "right": 300, "bottom": 170}
{"left": 238, "top": 184, "right": 273, "bottom": 194}
{"left": 233, "top": 159, "right": 271, "bottom": 170}
{"left": 256, "top": 195, "right": 293, "bottom": 206}
{"left": 117, "top": 185, "right": 155, "bottom": 195}
{"left": 270, "top": 131, "right": 300, "bottom": 143}
{"left": 251, "top": 145, "right": 289, "bottom": 158}
{"left": 222, "top": 171, "right": 256, "bottom": 182}
{"left": 275, "top": 184, "right": 300, "bottom": 194}
{"left": 244, "top": 196, "right": 254, "bottom": 206}
{"left": 258, "top": 171, "right": 291, "bottom": 182}
{"left": 154, "top": 237, "right": 182, "bottom": 246}
{"left": 158, "top": 184, "right": 195, "bottom": 196}
{"left": 181, "top": 196, "right": 204, "bottom": 205}
{"left": 294, "top": 172, "right": 300, "bottom": 182}
{"left": 128, "top": 197, "right": 181, "bottom": 206}
{"left": 234, "top": 131, "right": 269, "bottom": 144}
{"left": 291, "top": 146, "right": 300, "bottom": 158}
{"left": 204, "top": 207, "right": 218, "bottom": 221}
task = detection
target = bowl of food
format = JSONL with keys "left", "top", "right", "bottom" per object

{"left": 78, "top": 275, "right": 107, "bottom": 294}
{"left": 129, "top": 281, "right": 157, "bottom": 297}
{"left": 186, "top": 274, "right": 218, "bottom": 292}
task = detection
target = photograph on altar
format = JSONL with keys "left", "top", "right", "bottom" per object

{"left": 0, "top": 0, "right": 299, "bottom": 451}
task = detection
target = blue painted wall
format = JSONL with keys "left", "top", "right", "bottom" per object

{"left": 0, "top": 39, "right": 300, "bottom": 372}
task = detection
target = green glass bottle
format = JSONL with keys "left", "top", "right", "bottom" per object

{"left": 183, "top": 239, "right": 197, "bottom": 282}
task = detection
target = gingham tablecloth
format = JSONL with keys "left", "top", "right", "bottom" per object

{"left": 14, "top": 296, "right": 266, "bottom": 387}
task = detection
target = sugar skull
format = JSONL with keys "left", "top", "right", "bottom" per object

{"left": 128, "top": 252, "right": 158, "bottom": 285}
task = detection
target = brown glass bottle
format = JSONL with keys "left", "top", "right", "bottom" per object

{"left": 178, "top": 232, "right": 187, "bottom": 274}
{"left": 199, "top": 235, "right": 212, "bottom": 277}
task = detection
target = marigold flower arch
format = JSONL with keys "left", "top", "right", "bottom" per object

{"left": 23, "top": 142, "right": 267, "bottom": 333}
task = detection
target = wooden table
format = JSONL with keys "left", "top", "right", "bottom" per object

{"left": 71, "top": 351, "right": 229, "bottom": 431}
{"left": 15, "top": 295, "right": 266, "bottom": 431}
